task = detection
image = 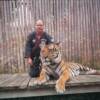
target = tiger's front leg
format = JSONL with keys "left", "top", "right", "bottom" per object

{"left": 33, "top": 68, "right": 49, "bottom": 85}
{"left": 55, "top": 70, "right": 70, "bottom": 93}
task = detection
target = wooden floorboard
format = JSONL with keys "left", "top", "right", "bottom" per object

{"left": 0, "top": 74, "right": 30, "bottom": 90}
{"left": 0, "top": 74, "right": 18, "bottom": 87}
{"left": 0, "top": 74, "right": 12, "bottom": 84}
{"left": 6, "top": 74, "right": 29, "bottom": 88}
{"left": 0, "top": 74, "right": 100, "bottom": 99}
{"left": 19, "top": 74, "right": 30, "bottom": 89}
{"left": 0, "top": 74, "right": 100, "bottom": 89}
{"left": 69, "top": 75, "right": 100, "bottom": 85}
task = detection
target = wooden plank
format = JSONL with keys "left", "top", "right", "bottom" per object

{"left": 0, "top": 74, "right": 100, "bottom": 91}
{"left": 0, "top": 74, "right": 100, "bottom": 99}
{"left": 0, "top": 74, "right": 12, "bottom": 82}
{"left": 0, "top": 74, "right": 18, "bottom": 86}
{"left": 69, "top": 75, "right": 100, "bottom": 85}
{"left": 0, "top": 85, "right": 100, "bottom": 99}
{"left": 0, "top": 74, "right": 20, "bottom": 88}
{"left": 5, "top": 74, "right": 28, "bottom": 87}
{"left": 0, "top": 74, "right": 30, "bottom": 90}
{"left": 19, "top": 74, "right": 30, "bottom": 89}
{"left": 28, "top": 78, "right": 37, "bottom": 87}
{"left": 0, "top": 87, "right": 100, "bottom": 99}
{"left": 28, "top": 75, "right": 100, "bottom": 89}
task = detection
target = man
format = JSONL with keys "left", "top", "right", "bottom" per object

{"left": 25, "top": 20, "right": 53, "bottom": 77}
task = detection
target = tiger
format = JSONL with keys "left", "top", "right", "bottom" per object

{"left": 33, "top": 42, "right": 100, "bottom": 93}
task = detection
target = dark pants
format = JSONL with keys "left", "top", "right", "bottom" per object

{"left": 29, "top": 57, "right": 41, "bottom": 78}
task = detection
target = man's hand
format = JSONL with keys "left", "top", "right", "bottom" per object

{"left": 28, "top": 57, "right": 33, "bottom": 65}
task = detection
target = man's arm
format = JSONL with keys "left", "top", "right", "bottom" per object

{"left": 25, "top": 33, "right": 34, "bottom": 65}
{"left": 45, "top": 33, "right": 54, "bottom": 44}
{"left": 25, "top": 33, "right": 33, "bottom": 58}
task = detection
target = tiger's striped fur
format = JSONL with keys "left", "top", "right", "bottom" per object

{"left": 33, "top": 42, "right": 100, "bottom": 93}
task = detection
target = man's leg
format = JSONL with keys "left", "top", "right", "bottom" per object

{"left": 29, "top": 57, "right": 41, "bottom": 78}
{"left": 29, "top": 66, "right": 41, "bottom": 77}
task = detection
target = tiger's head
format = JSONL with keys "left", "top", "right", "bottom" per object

{"left": 40, "top": 42, "right": 62, "bottom": 63}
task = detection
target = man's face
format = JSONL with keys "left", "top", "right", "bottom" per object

{"left": 35, "top": 20, "right": 44, "bottom": 33}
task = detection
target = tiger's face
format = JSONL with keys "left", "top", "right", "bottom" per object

{"left": 40, "top": 43, "right": 62, "bottom": 63}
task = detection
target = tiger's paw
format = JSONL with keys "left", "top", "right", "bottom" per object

{"left": 33, "top": 79, "right": 39, "bottom": 85}
{"left": 33, "top": 75, "right": 49, "bottom": 85}
{"left": 33, "top": 79, "right": 46, "bottom": 85}
{"left": 55, "top": 80, "right": 65, "bottom": 94}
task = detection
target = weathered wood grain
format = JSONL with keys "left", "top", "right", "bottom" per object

{"left": 0, "top": 74, "right": 100, "bottom": 99}
{"left": 0, "top": 0, "right": 100, "bottom": 73}
{"left": 0, "top": 74, "right": 100, "bottom": 91}
{"left": 19, "top": 74, "right": 30, "bottom": 89}
{"left": 0, "top": 74, "right": 12, "bottom": 83}
{"left": 0, "top": 74, "right": 19, "bottom": 87}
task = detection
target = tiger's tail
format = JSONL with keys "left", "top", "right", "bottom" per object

{"left": 85, "top": 69, "right": 100, "bottom": 75}
{"left": 79, "top": 65, "right": 100, "bottom": 75}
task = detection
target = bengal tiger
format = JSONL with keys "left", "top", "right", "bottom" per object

{"left": 33, "top": 42, "right": 100, "bottom": 93}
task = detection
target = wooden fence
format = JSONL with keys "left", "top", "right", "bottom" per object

{"left": 0, "top": 0, "right": 100, "bottom": 73}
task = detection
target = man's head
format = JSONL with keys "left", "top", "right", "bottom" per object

{"left": 35, "top": 20, "right": 44, "bottom": 34}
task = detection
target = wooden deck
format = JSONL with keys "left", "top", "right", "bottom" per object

{"left": 0, "top": 74, "right": 100, "bottom": 99}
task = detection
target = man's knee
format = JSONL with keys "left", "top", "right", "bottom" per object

{"left": 29, "top": 70, "right": 39, "bottom": 78}
{"left": 29, "top": 66, "right": 41, "bottom": 78}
